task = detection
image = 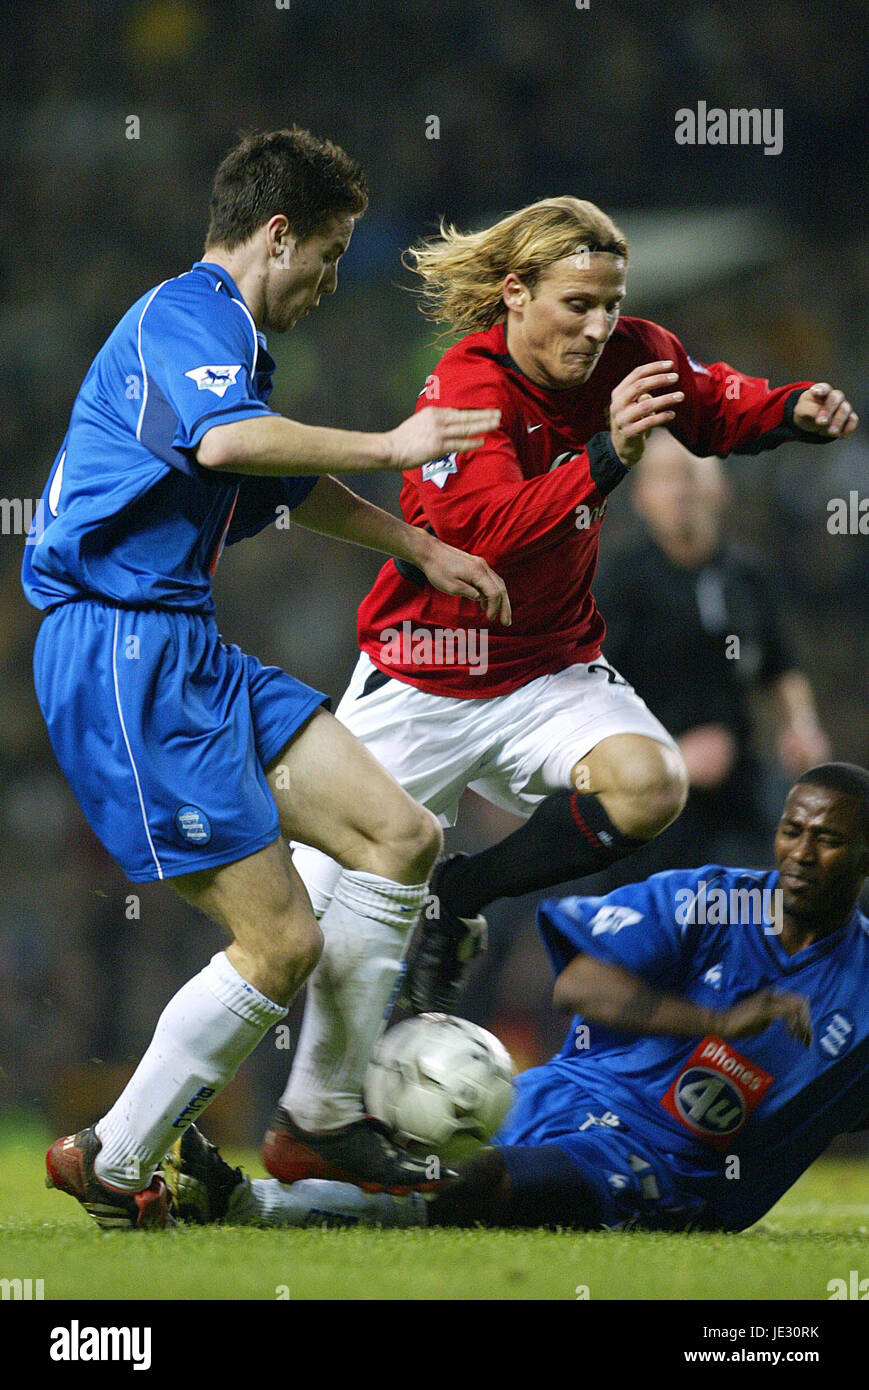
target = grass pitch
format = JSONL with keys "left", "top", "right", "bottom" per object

{"left": 1, "top": 1116, "right": 866, "bottom": 1302}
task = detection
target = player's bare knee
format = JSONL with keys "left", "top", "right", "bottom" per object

{"left": 392, "top": 803, "right": 443, "bottom": 880}
{"left": 257, "top": 917, "right": 323, "bottom": 1003}
{"left": 608, "top": 746, "right": 688, "bottom": 840}
{"left": 297, "top": 917, "right": 325, "bottom": 975}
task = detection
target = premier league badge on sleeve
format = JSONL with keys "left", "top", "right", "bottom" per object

{"left": 184, "top": 365, "right": 242, "bottom": 397}
{"left": 421, "top": 453, "right": 459, "bottom": 488}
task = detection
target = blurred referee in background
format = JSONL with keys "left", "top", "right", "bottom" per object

{"left": 585, "top": 428, "right": 831, "bottom": 890}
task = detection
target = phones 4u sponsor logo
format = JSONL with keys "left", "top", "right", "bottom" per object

{"left": 660, "top": 1036, "right": 774, "bottom": 1148}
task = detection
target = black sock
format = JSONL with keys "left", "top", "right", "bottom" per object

{"left": 439, "top": 789, "right": 645, "bottom": 917}
{"left": 428, "top": 1145, "right": 604, "bottom": 1229}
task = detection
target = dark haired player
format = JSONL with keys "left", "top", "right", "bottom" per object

{"left": 270, "top": 195, "right": 858, "bottom": 1183}
{"left": 23, "top": 127, "right": 510, "bottom": 1227}
{"left": 167, "top": 764, "right": 869, "bottom": 1233}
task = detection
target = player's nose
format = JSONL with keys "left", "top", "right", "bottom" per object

{"left": 582, "top": 308, "right": 609, "bottom": 342}
{"left": 790, "top": 835, "right": 817, "bottom": 863}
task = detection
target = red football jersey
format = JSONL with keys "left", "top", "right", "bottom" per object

{"left": 358, "top": 317, "right": 815, "bottom": 698}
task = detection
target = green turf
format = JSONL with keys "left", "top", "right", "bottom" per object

{"left": 1, "top": 1116, "right": 866, "bottom": 1301}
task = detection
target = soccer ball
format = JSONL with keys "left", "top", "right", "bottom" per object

{"left": 365, "top": 1013, "right": 515, "bottom": 1164}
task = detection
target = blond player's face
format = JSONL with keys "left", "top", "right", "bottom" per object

{"left": 265, "top": 215, "right": 355, "bottom": 332}
{"left": 506, "top": 254, "right": 627, "bottom": 390}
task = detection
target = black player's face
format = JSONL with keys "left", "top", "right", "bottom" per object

{"left": 774, "top": 785, "right": 867, "bottom": 924}
{"left": 505, "top": 254, "right": 627, "bottom": 390}
{"left": 266, "top": 215, "right": 355, "bottom": 331}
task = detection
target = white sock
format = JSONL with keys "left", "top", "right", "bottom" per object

{"left": 281, "top": 869, "right": 427, "bottom": 1131}
{"left": 227, "top": 1177, "right": 428, "bottom": 1228}
{"left": 290, "top": 842, "right": 343, "bottom": 918}
{"left": 94, "top": 952, "right": 286, "bottom": 1190}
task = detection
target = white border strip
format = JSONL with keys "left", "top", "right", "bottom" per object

{"left": 111, "top": 610, "right": 164, "bottom": 879}
{"left": 230, "top": 295, "right": 259, "bottom": 371}
{"left": 135, "top": 280, "right": 170, "bottom": 442}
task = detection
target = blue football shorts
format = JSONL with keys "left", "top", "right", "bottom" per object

{"left": 495, "top": 1063, "right": 708, "bottom": 1229}
{"left": 33, "top": 599, "right": 328, "bottom": 882}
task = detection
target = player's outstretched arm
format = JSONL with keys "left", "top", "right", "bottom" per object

{"left": 292, "top": 475, "right": 511, "bottom": 625}
{"left": 553, "top": 953, "right": 812, "bottom": 1046}
{"left": 195, "top": 406, "right": 500, "bottom": 477}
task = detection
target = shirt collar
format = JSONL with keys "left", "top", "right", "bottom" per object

{"left": 192, "top": 261, "right": 272, "bottom": 362}
{"left": 193, "top": 260, "right": 251, "bottom": 311}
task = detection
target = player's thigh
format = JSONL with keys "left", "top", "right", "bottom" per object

{"left": 266, "top": 707, "right": 440, "bottom": 869}
{"left": 470, "top": 661, "right": 681, "bottom": 815}
{"left": 329, "top": 653, "right": 484, "bottom": 825}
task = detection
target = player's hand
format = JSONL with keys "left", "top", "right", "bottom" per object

{"left": 793, "top": 384, "right": 858, "bottom": 439}
{"left": 608, "top": 361, "right": 685, "bottom": 467}
{"left": 717, "top": 989, "right": 813, "bottom": 1047}
{"left": 418, "top": 539, "right": 512, "bottom": 625}
{"left": 385, "top": 406, "right": 501, "bottom": 471}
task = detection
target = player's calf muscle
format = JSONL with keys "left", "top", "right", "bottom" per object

{"left": 173, "top": 840, "right": 322, "bottom": 1003}
{"left": 226, "top": 924, "right": 322, "bottom": 1005}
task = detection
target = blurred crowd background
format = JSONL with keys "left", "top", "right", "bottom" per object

{"left": 0, "top": 0, "right": 865, "bottom": 1147}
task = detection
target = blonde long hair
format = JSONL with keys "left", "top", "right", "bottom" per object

{"left": 403, "top": 196, "right": 629, "bottom": 337}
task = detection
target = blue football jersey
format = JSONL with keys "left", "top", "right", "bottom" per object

{"left": 22, "top": 262, "right": 318, "bottom": 614}
{"left": 536, "top": 866, "right": 869, "bottom": 1229}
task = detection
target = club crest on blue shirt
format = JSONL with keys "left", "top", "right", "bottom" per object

{"left": 817, "top": 1011, "right": 855, "bottom": 1059}
{"left": 184, "top": 365, "right": 242, "bottom": 397}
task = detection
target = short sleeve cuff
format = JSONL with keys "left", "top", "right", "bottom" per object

{"left": 178, "top": 402, "right": 277, "bottom": 454}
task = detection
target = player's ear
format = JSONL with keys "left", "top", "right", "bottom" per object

{"left": 266, "top": 214, "right": 295, "bottom": 264}
{"left": 502, "top": 274, "right": 529, "bottom": 312}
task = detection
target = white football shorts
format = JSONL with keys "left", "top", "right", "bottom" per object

{"left": 292, "top": 652, "right": 678, "bottom": 912}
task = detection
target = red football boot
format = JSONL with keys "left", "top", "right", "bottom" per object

{"left": 45, "top": 1126, "right": 171, "bottom": 1230}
